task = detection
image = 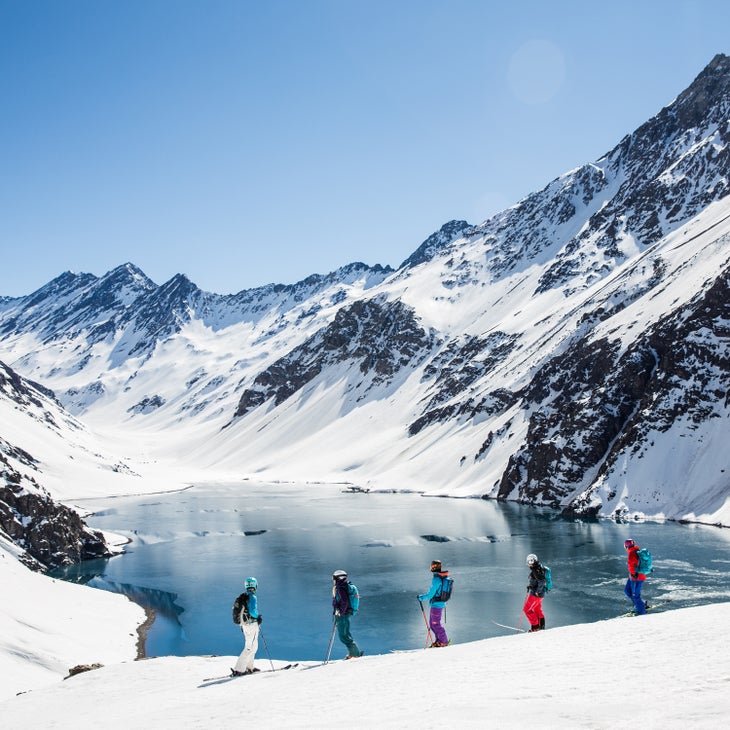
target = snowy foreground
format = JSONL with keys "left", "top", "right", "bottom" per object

{"left": 2, "top": 598, "right": 729, "bottom": 729}
{"left": 0, "top": 539, "right": 144, "bottom": 702}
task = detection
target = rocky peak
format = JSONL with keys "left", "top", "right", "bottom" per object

{"left": 399, "top": 220, "right": 473, "bottom": 269}
{"left": 673, "top": 53, "right": 730, "bottom": 128}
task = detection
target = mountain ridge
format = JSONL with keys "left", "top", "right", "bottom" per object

{"left": 1, "top": 54, "right": 728, "bottom": 529}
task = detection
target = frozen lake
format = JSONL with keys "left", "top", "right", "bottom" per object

{"left": 54, "top": 483, "right": 730, "bottom": 662}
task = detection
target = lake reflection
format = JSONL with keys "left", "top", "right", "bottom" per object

{"left": 57, "top": 484, "right": 730, "bottom": 661}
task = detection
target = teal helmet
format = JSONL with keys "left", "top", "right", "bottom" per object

{"left": 245, "top": 577, "right": 258, "bottom": 591}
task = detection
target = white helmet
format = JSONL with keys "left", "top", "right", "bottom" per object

{"left": 526, "top": 554, "right": 538, "bottom": 566}
{"left": 332, "top": 569, "right": 347, "bottom": 581}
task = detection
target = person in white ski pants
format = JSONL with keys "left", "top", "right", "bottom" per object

{"left": 233, "top": 620, "right": 259, "bottom": 674}
{"left": 232, "top": 577, "right": 261, "bottom": 675}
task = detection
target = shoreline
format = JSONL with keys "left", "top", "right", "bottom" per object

{"left": 135, "top": 605, "right": 155, "bottom": 660}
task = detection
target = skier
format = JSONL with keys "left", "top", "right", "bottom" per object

{"left": 417, "top": 560, "right": 450, "bottom": 647}
{"left": 231, "top": 576, "right": 262, "bottom": 676}
{"left": 332, "top": 569, "right": 363, "bottom": 659}
{"left": 523, "top": 553, "right": 547, "bottom": 632}
{"left": 623, "top": 539, "right": 647, "bottom": 615}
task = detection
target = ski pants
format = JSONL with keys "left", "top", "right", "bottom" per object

{"left": 624, "top": 578, "right": 646, "bottom": 615}
{"left": 429, "top": 606, "right": 448, "bottom": 645}
{"left": 233, "top": 620, "right": 259, "bottom": 673}
{"left": 336, "top": 614, "right": 361, "bottom": 658}
{"left": 523, "top": 594, "right": 544, "bottom": 627}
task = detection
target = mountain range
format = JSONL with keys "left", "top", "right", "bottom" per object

{"left": 1, "top": 54, "right": 729, "bottom": 566}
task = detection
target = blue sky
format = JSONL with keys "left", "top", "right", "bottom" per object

{"left": 1, "top": 0, "right": 728, "bottom": 297}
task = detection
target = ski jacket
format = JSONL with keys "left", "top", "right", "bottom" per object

{"left": 234, "top": 589, "right": 259, "bottom": 624}
{"left": 627, "top": 546, "right": 646, "bottom": 581}
{"left": 332, "top": 581, "right": 359, "bottom": 616}
{"left": 527, "top": 563, "right": 547, "bottom": 598}
{"left": 418, "top": 571, "right": 450, "bottom": 608}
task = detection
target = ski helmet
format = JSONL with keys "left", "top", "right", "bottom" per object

{"left": 624, "top": 539, "right": 636, "bottom": 549}
{"left": 332, "top": 570, "right": 347, "bottom": 581}
{"left": 430, "top": 560, "right": 442, "bottom": 573}
{"left": 526, "top": 553, "right": 538, "bottom": 566}
{"left": 245, "top": 577, "right": 258, "bottom": 591}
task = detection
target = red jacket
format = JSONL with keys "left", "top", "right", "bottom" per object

{"left": 627, "top": 546, "right": 646, "bottom": 581}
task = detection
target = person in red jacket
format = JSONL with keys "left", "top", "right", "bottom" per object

{"left": 623, "top": 539, "right": 647, "bottom": 615}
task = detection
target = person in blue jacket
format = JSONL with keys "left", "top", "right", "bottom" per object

{"left": 332, "top": 569, "right": 362, "bottom": 659}
{"left": 418, "top": 560, "right": 450, "bottom": 647}
{"left": 231, "top": 576, "right": 262, "bottom": 675}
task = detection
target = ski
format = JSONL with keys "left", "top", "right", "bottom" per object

{"left": 201, "top": 663, "right": 299, "bottom": 683}
{"left": 492, "top": 620, "right": 527, "bottom": 633}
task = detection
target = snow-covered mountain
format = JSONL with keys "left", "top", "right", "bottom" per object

{"left": 0, "top": 360, "right": 145, "bottom": 568}
{"left": 1, "top": 54, "right": 729, "bottom": 528}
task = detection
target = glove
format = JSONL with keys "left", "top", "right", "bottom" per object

{"left": 256, "top": 615, "right": 262, "bottom": 624}
{"left": 631, "top": 572, "right": 638, "bottom": 579}
{"left": 334, "top": 610, "right": 340, "bottom": 617}
{"left": 417, "top": 595, "right": 424, "bottom": 602}
{"left": 346, "top": 608, "right": 353, "bottom": 615}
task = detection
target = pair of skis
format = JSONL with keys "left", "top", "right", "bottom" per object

{"left": 619, "top": 599, "right": 671, "bottom": 617}
{"left": 201, "top": 663, "right": 299, "bottom": 684}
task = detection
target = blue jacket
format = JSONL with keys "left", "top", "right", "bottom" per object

{"left": 247, "top": 591, "right": 259, "bottom": 620}
{"left": 418, "top": 572, "right": 449, "bottom": 608}
{"left": 234, "top": 589, "right": 259, "bottom": 623}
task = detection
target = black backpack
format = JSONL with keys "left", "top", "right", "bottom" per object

{"left": 232, "top": 592, "right": 250, "bottom": 624}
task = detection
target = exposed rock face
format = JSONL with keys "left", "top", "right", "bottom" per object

{"left": 0, "top": 362, "right": 112, "bottom": 570}
{"left": 0, "top": 472, "right": 111, "bottom": 570}
{"left": 233, "top": 296, "right": 436, "bottom": 419}
{"left": 497, "top": 265, "right": 730, "bottom": 512}
{"left": 399, "top": 220, "right": 474, "bottom": 269}
{"left": 409, "top": 333, "right": 519, "bottom": 436}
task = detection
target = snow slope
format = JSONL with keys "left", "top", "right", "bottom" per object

{"left": 2, "top": 603, "right": 728, "bottom": 729}
{"left": 0, "top": 536, "right": 144, "bottom": 701}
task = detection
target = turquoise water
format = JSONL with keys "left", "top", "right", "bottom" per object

{"left": 54, "top": 484, "right": 730, "bottom": 662}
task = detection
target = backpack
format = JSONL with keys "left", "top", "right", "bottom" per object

{"left": 232, "top": 592, "right": 250, "bottom": 624}
{"left": 434, "top": 575, "right": 454, "bottom": 602}
{"left": 543, "top": 565, "right": 553, "bottom": 592}
{"left": 636, "top": 548, "right": 653, "bottom": 575}
{"left": 347, "top": 582, "right": 360, "bottom": 613}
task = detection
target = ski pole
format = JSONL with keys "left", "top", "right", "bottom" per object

{"left": 418, "top": 598, "right": 434, "bottom": 648}
{"left": 258, "top": 627, "right": 276, "bottom": 672}
{"left": 518, "top": 590, "right": 528, "bottom": 631}
{"left": 324, "top": 616, "right": 337, "bottom": 664}
{"left": 517, "top": 592, "right": 526, "bottom": 631}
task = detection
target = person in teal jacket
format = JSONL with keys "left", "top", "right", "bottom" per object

{"left": 231, "top": 576, "right": 262, "bottom": 675}
{"left": 417, "top": 560, "right": 450, "bottom": 647}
